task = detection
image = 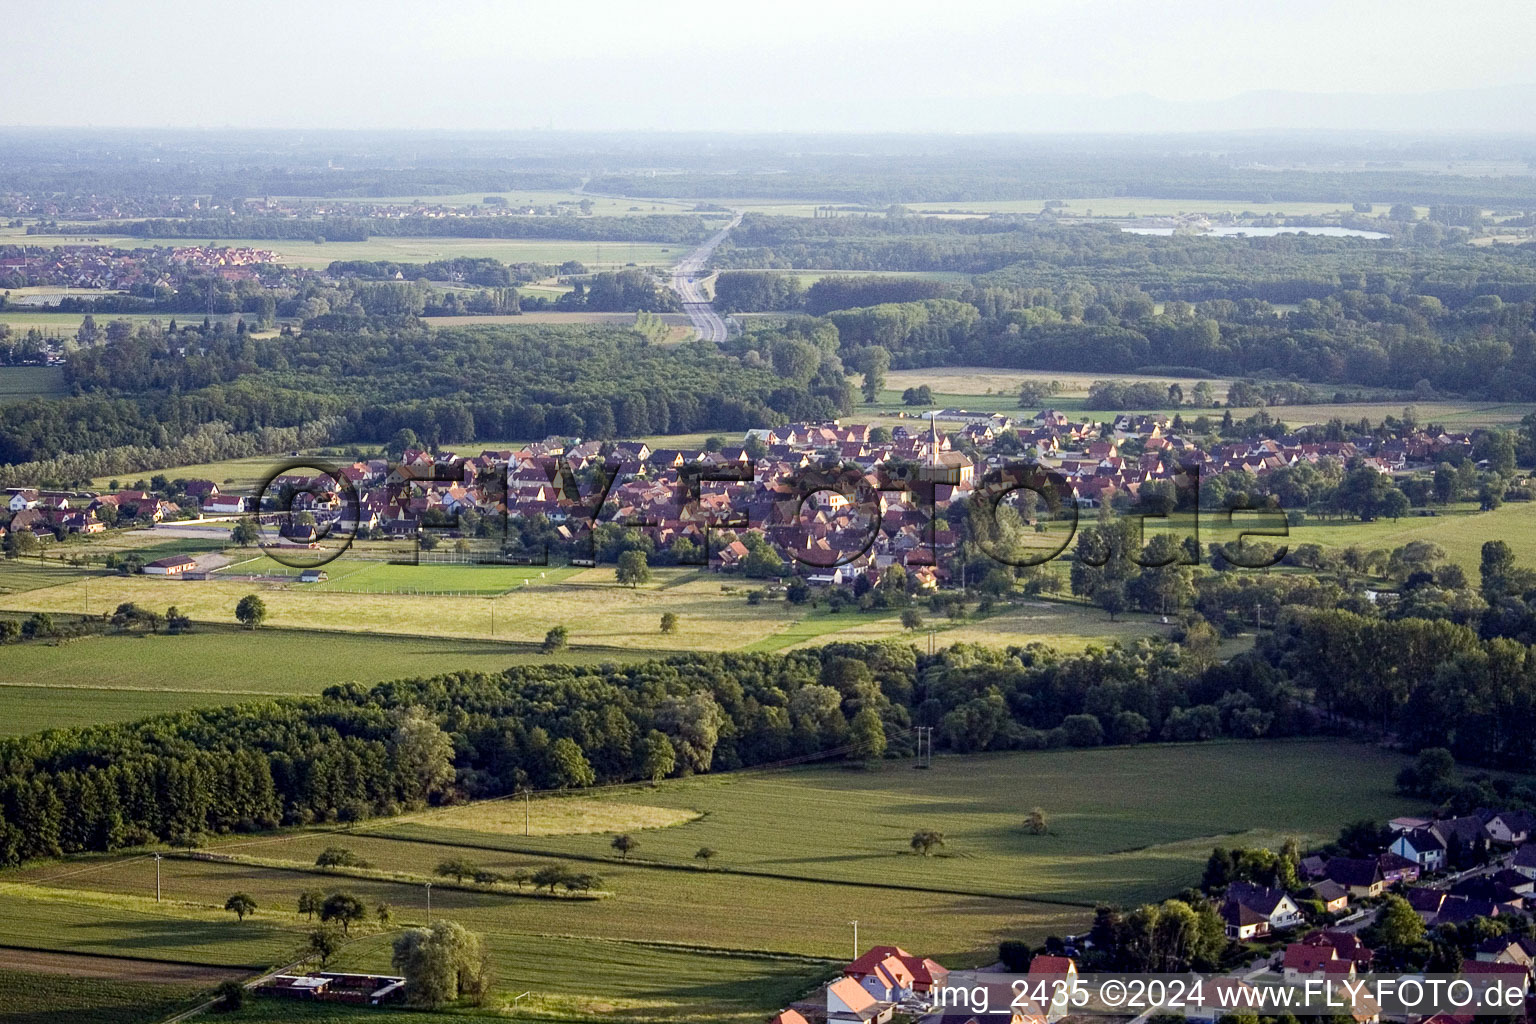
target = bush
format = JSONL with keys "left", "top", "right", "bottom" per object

{"left": 999, "top": 939, "right": 1033, "bottom": 971}
{"left": 214, "top": 980, "right": 245, "bottom": 1011}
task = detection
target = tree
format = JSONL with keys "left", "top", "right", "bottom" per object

{"left": 911, "top": 829, "right": 945, "bottom": 856}
{"left": 542, "top": 625, "right": 569, "bottom": 653}
{"left": 849, "top": 706, "right": 887, "bottom": 763}
{"left": 611, "top": 834, "right": 638, "bottom": 860}
{"left": 215, "top": 980, "right": 246, "bottom": 1011}
{"left": 436, "top": 858, "right": 479, "bottom": 884}
{"left": 391, "top": 708, "right": 456, "bottom": 804}
{"left": 855, "top": 345, "right": 891, "bottom": 404}
{"left": 616, "top": 549, "right": 651, "bottom": 588}
{"left": 307, "top": 927, "right": 342, "bottom": 967}
{"left": 1096, "top": 581, "right": 1128, "bottom": 621}
{"left": 320, "top": 891, "right": 367, "bottom": 934}
{"left": 1374, "top": 893, "right": 1427, "bottom": 951}
{"left": 548, "top": 737, "right": 594, "bottom": 788}
{"left": 695, "top": 847, "right": 718, "bottom": 863}
{"left": 229, "top": 519, "right": 259, "bottom": 546}
{"left": 316, "top": 847, "right": 367, "bottom": 869}
{"left": 388, "top": 428, "right": 420, "bottom": 459}
{"left": 234, "top": 594, "right": 266, "bottom": 630}
{"left": 900, "top": 608, "right": 924, "bottom": 630}
{"left": 298, "top": 890, "right": 325, "bottom": 921}
{"left": 376, "top": 903, "right": 394, "bottom": 927}
{"left": 642, "top": 730, "right": 676, "bottom": 782}
{"left": 659, "top": 611, "right": 678, "bottom": 634}
{"left": 224, "top": 892, "right": 257, "bottom": 921}
{"left": 1025, "top": 808, "right": 1049, "bottom": 835}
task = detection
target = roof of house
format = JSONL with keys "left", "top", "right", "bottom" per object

{"left": 844, "top": 945, "right": 946, "bottom": 988}
{"left": 1326, "top": 857, "right": 1383, "bottom": 887}
{"left": 1308, "top": 880, "right": 1349, "bottom": 903}
{"left": 770, "top": 1011, "right": 811, "bottom": 1024}
{"left": 827, "top": 977, "right": 878, "bottom": 1014}
{"left": 1284, "top": 943, "right": 1337, "bottom": 973}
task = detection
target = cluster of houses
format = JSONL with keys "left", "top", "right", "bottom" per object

{"left": 1223, "top": 808, "right": 1536, "bottom": 942}
{"left": 2, "top": 486, "right": 226, "bottom": 546}
{"left": 0, "top": 243, "right": 282, "bottom": 292}
{"left": 0, "top": 405, "right": 1496, "bottom": 587}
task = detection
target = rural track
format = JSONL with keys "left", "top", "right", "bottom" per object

{"left": 672, "top": 212, "right": 742, "bottom": 343}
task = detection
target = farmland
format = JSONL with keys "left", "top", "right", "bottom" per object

{"left": 0, "top": 627, "right": 662, "bottom": 735}
{"left": 0, "top": 740, "right": 1415, "bottom": 1020}
{"left": 3, "top": 231, "right": 685, "bottom": 272}
{"left": 880, "top": 367, "right": 1536, "bottom": 431}
{"left": 366, "top": 739, "right": 1415, "bottom": 907}
{"left": 0, "top": 562, "right": 1164, "bottom": 658}
{"left": 0, "top": 968, "right": 207, "bottom": 1024}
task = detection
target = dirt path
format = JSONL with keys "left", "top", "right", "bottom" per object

{"left": 0, "top": 946, "right": 240, "bottom": 984}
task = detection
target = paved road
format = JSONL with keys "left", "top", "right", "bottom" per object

{"left": 672, "top": 212, "right": 741, "bottom": 343}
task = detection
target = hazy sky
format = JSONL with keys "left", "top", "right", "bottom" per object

{"left": 9, "top": 0, "right": 1536, "bottom": 132}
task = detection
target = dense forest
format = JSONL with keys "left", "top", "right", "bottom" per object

{"left": 0, "top": 320, "right": 851, "bottom": 475}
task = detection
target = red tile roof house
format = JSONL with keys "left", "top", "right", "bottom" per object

{"left": 844, "top": 946, "right": 948, "bottom": 994}
{"left": 1282, "top": 941, "right": 1357, "bottom": 983}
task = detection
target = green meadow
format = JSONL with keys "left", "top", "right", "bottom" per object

{"left": 0, "top": 739, "right": 1412, "bottom": 1021}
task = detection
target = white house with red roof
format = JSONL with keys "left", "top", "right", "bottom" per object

{"left": 826, "top": 976, "right": 891, "bottom": 1024}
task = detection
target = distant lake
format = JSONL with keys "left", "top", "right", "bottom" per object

{"left": 1122, "top": 225, "right": 1390, "bottom": 239}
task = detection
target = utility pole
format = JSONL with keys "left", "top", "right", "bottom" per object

{"left": 154, "top": 853, "right": 162, "bottom": 903}
{"left": 424, "top": 882, "right": 432, "bottom": 923}
{"left": 849, "top": 920, "right": 858, "bottom": 961}
{"left": 914, "top": 727, "right": 933, "bottom": 769}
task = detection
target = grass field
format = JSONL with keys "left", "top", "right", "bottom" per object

{"left": 0, "top": 969, "right": 205, "bottom": 1024}
{"left": 0, "top": 884, "right": 300, "bottom": 967}
{"left": 0, "top": 627, "right": 663, "bottom": 734}
{"left": 880, "top": 367, "right": 1536, "bottom": 430}
{"left": 1287, "top": 500, "right": 1536, "bottom": 571}
{"left": 18, "top": 233, "right": 684, "bottom": 272}
{"left": 369, "top": 739, "right": 1415, "bottom": 907}
{"left": 0, "top": 739, "right": 1416, "bottom": 1020}
{"left": 416, "top": 796, "right": 701, "bottom": 837}
{"left": 0, "top": 365, "right": 67, "bottom": 404}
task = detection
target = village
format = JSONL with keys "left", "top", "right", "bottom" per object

{"left": 0, "top": 399, "right": 1485, "bottom": 589}
{"left": 0, "top": 243, "right": 284, "bottom": 292}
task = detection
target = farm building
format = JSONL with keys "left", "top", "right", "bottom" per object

{"left": 142, "top": 555, "right": 198, "bottom": 576}
{"left": 299, "top": 569, "right": 328, "bottom": 583}
{"left": 256, "top": 972, "right": 406, "bottom": 1005}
